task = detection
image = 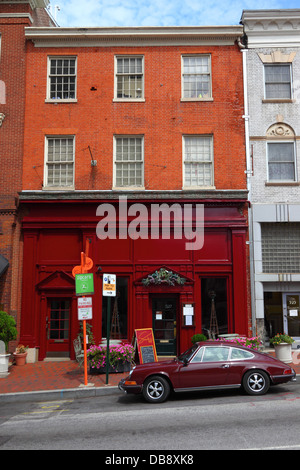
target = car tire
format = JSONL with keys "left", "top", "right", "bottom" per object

{"left": 142, "top": 375, "right": 170, "bottom": 403}
{"left": 242, "top": 370, "right": 270, "bottom": 395}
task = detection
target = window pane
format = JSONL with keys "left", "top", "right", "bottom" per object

{"left": 182, "top": 55, "right": 211, "bottom": 98}
{"left": 265, "top": 64, "right": 291, "bottom": 99}
{"left": 202, "top": 347, "right": 229, "bottom": 362}
{"left": 268, "top": 143, "right": 295, "bottom": 181}
{"left": 184, "top": 136, "right": 213, "bottom": 186}
{"left": 116, "top": 57, "right": 143, "bottom": 98}
{"left": 115, "top": 137, "right": 143, "bottom": 186}
{"left": 49, "top": 58, "right": 76, "bottom": 99}
{"left": 46, "top": 137, "right": 74, "bottom": 187}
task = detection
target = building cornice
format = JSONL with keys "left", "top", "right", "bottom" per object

{"left": 25, "top": 25, "right": 243, "bottom": 47}
{"left": 241, "top": 9, "right": 300, "bottom": 48}
{"left": 0, "top": 0, "right": 49, "bottom": 8}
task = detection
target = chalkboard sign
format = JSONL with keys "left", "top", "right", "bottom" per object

{"left": 141, "top": 346, "right": 155, "bottom": 364}
{"left": 132, "top": 328, "right": 158, "bottom": 364}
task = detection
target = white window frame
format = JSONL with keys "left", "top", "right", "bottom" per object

{"left": 183, "top": 135, "right": 214, "bottom": 189}
{"left": 46, "top": 56, "right": 77, "bottom": 102}
{"left": 44, "top": 136, "right": 75, "bottom": 190}
{"left": 266, "top": 141, "right": 297, "bottom": 183}
{"left": 114, "top": 55, "right": 144, "bottom": 101}
{"left": 264, "top": 63, "right": 292, "bottom": 100}
{"left": 181, "top": 55, "right": 212, "bottom": 101}
{"left": 113, "top": 135, "right": 144, "bottom": 189}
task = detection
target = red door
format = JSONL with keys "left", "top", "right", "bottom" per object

{"left": 47, "top": 298, "right": 71, "bottom": 355}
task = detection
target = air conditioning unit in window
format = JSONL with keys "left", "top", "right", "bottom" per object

{"left": 292, "top": 340, "right": 300, "bottom": 350}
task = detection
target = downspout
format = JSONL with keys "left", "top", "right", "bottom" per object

{"left": 238, "top": 37, "right": 256, "bottom": 336}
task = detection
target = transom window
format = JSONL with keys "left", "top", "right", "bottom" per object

{"left": 183, "top": 136, "right": 213, "bottom": 187}
{"left": 267, "top": 142, "right": 296, "bottom": 181}
{"left": 114, "top": 136, "right": 144, "bottom": 187}
{"left": 264, "top": 64, "right": 292, "bottom": 99}
{"left": 182, "top": 55, "right": 211, "bottom": 99}
{"left": 115, "top": 56, "right": 144, "bottom": 99}
{"left": 48, "top": 57, "right": 77, "bottom": 100}
{"left": 45, "top": 137, "right": 75, "bottom": 188}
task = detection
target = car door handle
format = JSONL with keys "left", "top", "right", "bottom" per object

{"left": 221, "top": 364, "right": 230, "bottom": 368}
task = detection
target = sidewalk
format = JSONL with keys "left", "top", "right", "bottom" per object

{"left": 0, "top": 350, "right": 299, "bottom": 403}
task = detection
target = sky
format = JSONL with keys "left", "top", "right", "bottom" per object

{"left": 48, "top": 0, "right": 300, "bottom": 28}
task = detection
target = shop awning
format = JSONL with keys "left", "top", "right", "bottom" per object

{"left": 0, "top": 254, "right": 9, "bottom": 277}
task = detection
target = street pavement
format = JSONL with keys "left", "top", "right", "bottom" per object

{"left": 0, "top": 349, "right": 299, "bottom": 403}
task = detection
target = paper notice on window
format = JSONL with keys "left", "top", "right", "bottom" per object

{"left": 185, "top": 315, "right": 193, "bottom": 326}
{"left": 289, "top": 309, "right": 298, "bottom": 317}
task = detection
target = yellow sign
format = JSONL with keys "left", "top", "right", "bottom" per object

{"left": 102, "top": 274, "right": 116, "bottom": 297}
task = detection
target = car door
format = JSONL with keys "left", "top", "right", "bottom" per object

{"left": 179, "top": 346, "right": 231, "bottom": 389}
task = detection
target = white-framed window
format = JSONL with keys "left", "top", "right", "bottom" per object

{"left": 47, "top": 57, "right": 77, "bottom": 101}
{"left": 44, "top": 136, "right": 75, "bottom": 189}
{"left": 183, "top": 135, "right": 214, "bottom": 187}
{"left": 264, "top": 64, "right": 292, "bottom": 99}
{"left": 114, "top": 136, "right": 144, "bottom": 188}
{"left": 115, "top": 56, "right": 144, "bottom": 100}
{"left": 267, "top": 142, "right": 296, "bottom": 182}
{"left": 182, "top": 55, "right": 212, "bottom": 100}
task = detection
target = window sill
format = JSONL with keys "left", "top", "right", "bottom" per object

{"left": 262, "top": 99, "right": 294, "bottom": 104}
{"left": 113, "top": 98, "right": 145, "bottom": 102}
{"left": 112, "top": 187, "right": 145, "bottom": 191}
{"left": 181, "top": 97, "right": 213, "bottom": 102}
{"left": 42, "top": 186, "right": 75, "bottom": 191}
{"left": 45, "top": 99, "right": 77, "bottom": 104}
{"left": 265, "top": 181, "right": 299, "bottom": 186}
{"left": 182, "top": 186, "right": 216, "bottom": 190}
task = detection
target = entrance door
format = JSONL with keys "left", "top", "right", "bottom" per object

{"left": 47, "top": 298, "right": 71, "bottom": 356}
{"left": 152, "top": 297, "right": 177, "bottom": 356}
{"left": 283, "top": 293, "right": 300, "bottom": 340}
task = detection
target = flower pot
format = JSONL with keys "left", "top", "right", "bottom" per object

{"left": 0, "top": 353, "right": 10, "bottom": 377}
{"left": 89, "top": 361, "right": 131, "bottom": 375}
{"left": 274, "top": 343, "right": 293, "bottom": 363}
{"left": 13, "top": 352, "right": 27, "bottom": 366}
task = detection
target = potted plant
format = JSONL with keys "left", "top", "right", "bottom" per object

{"left": 269, "top": 333, "right": 294, "bottom": 363}
{"left": 0, "top": 310, "right": 17, "bottom": 352}
{"left": 191, "top": 334, "right": 207, "bottom": 344}
{"left": 87, "top": 343, "right": 135, "bottom": 374}
{"left": 13, "top": 344, "right": 28, "bottom": 366}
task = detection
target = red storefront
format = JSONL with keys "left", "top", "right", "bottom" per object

{"left": 19, "top": 193, "right": 249, "bottom": 360}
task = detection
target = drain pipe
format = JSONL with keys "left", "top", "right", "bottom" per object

{"left": 238, "top": 37, "right": 256, "bottom": 337}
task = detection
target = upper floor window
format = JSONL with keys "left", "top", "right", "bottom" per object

{"left": 267, "top": 142, "right": 296, "bottom": 182}
{"left": 182, "top": 55, "right": 211, "bottom": 100}
{"left": 183, "top": 135, "right": 214, "bottom": 187}
{"left": 47, "top": 57, "right": 77, "bottom": 101}
{"left": 264, "top": 64, "right": 292, "bottom": 99}
{"left": 115, "top": 56, "right": 144, "bottom": 100}
{"left": 114, "top": 136, "right": 144, "bottom": 187}
{"left": 44, "top": 137, "right": 75, "bottom": 189}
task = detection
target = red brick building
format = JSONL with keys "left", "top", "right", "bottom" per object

{"left": 0, "top": 0, "right": 55, "bottom": 346}
{"left": 19, "top": 25, "right": 250, "bottom": 360}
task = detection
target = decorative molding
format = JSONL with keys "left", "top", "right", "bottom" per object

{"left": 266, "top": 122, "right": 295, "bottom": 137}
{"left": 258, "top": 51, "right": 296, "bottom": 63}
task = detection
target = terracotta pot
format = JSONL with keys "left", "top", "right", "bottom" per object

{"left": 13, "top": 352, "right": 27, "bottom": 366}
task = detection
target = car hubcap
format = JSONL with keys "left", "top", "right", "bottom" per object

{"left": 147, "top": 381, "right": 163, "bottom": 399}
{"left": 248, "top": 373, "right": 265, "bottom": 392}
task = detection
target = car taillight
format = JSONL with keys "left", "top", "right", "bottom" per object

{"left": 284, "top": 368, "right": 292, "bottom": 375}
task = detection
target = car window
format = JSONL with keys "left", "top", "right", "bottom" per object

{"left": 202, "top": 347, "right": 230, "bottom": 362}
{"left": 190, "top": 347, "right": 204, "bottom": 363}
{"left": 230, "top": 347, "right": 254, "bottom": 360}
{"left": 178, "top": 344, "right": 199, "bottom": 362}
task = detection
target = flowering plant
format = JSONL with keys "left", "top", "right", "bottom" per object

{"left": 269, "top": 333, "right": 294, "bottom": 345}
{"left": 87, "top": 343, "right": 135, "bottom": 371}
{"left": 14, "top": 344, "right": 28, "bottom": 354}
{"left": 213, "top": 336, "right": 262, "bottom": 350}
{"left": 142, "top": 268, "right": 186, "bottom": 287}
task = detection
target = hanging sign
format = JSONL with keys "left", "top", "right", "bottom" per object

{"left": 102, "top": 274, "right": 116, "bottom": 297}
{"left": 75, "top": 273, "right": 94, "bottom": 296}
{"left": 78, "top": 297, "right": 93, "bottom": 320}
{"left": 132, "top": 328, "right": 158, "bottom": 364}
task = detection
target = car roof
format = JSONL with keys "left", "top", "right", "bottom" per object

{"left": 196, "top": 340, "right": 250, "bottom": 349}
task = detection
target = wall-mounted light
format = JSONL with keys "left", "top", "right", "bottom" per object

{"left": 88, "top": 145, "right": 97, "bottom": 167}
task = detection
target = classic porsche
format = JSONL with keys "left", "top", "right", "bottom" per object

{"left": 118, "top": 341, "right": 296, "bottom": 403}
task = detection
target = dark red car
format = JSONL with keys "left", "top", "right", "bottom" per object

{"left": 119, "top": 341, "right": 296, "bottom": 403}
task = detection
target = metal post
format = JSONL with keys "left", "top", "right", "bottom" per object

{"left": 105, "top": 297, "right": 111, "bottom": 385}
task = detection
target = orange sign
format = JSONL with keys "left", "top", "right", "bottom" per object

{"left": 133, "top": 328, "right": 158, "bottom": 364}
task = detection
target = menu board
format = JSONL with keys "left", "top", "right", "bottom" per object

{"left": 133, "top": 328, "right": 158, "bottom": 364}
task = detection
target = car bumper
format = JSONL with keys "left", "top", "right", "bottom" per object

{"left": 118, "top": 378, "right": 143, "bottom": 395}
{"left": 271, "top": 369, "right": 296, "bottom": 385}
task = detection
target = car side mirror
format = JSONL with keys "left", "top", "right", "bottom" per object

{"left": 183, "top": 357, "right": 189, "bottom": 366}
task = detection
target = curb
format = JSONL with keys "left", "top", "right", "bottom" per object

{"left": 0, "top": 384, "right": 119, "bottom": 403}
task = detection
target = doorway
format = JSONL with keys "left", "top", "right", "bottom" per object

{"left": 46, "top": 298, "right": 71, "bottom": 357}
{"left": 283, "top": 293, "right": 300, "bottom": 339}
{"left": 152, "top": 297, "right": 177, "bottom": 356}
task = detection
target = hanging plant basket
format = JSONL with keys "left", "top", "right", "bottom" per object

{"left": 142, "top": 268, "right": 186, "bottom": 287}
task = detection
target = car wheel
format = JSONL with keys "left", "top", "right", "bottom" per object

{"left": 143, "top": 375, "right": 170, "bottom": 403}
{"left": 242, "top": 370, "right": 270, "bottom": 395}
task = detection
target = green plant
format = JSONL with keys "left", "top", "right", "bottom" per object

{"left": 269, "top": 333, "right": 294, "bottom": 345}
{"left": 78, "top": 322, "right": 95, "bottom": 345}
{"left": 0, "top": 310, "right": 17, "bottom": 352}
{"left": 191, "top": 334, "right": 207, "bottom": 344}
{"left": 142, "top": 268, "right": 186, "bottom": 286}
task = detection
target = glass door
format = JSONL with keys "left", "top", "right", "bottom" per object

{"left": 152, "top": 297, "right": 177, "bottom": 356}
{"left": 282, "top": 293, "right": 300, "bottom": 340}
{"left": 47, "top": 298, "right": 71, "bottom": 355}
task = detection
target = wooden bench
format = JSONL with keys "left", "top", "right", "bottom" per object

{"left": 73, "top": 336, "right": 84, "bottom": 367}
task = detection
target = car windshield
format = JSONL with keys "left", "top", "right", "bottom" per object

{"left": 178, "top": 344, "right": 199, "bottom": 362}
